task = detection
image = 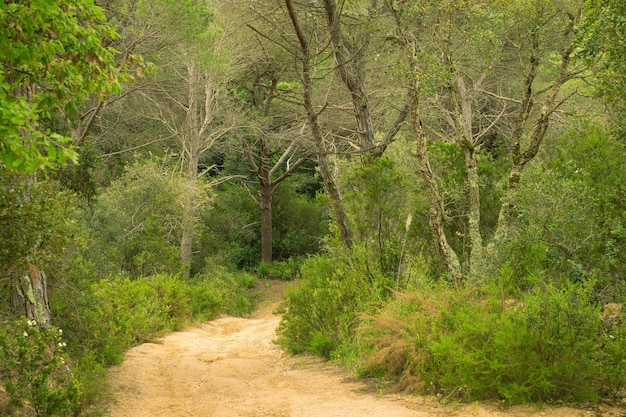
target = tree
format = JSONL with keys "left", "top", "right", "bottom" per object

{"left": 318, "top": 0, "right": 412, "bottom": 159}
{"left": 0, "top": 0, "right": 120, "bottom": 324}
{"left": 225, "top": 19, "right": 312, "bottom": 264}
{"left": 285, "top": 0, "right": 354, "bottom": 249}
{"left": 241, "top": 0, "right": 417, "bottom": 251}
{"left": 577, "top": 0, "right": 626, "bottom": 125}
{"left": 388, "top": 0, "right": 586, "bottom": 279}
{"left": 97, "top": 0, "right": 232, "bottom": 277}
{"left": 240, "top": 77, "right": 311, "bottom": 263}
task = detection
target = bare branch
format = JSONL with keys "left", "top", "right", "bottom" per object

{"left": 240, "top": 179, "right": 260, "bottom": 207}
{"left": 371, "top": 87, "right": 414, "bottom": 158}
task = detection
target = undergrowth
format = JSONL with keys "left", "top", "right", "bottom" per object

{"left": 360, "top": 279, "right": 626, "bottom": 405}
{"left": 276, "top": 253, "right": 626, "bottom": 406}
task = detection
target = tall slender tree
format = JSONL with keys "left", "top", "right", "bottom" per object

{"left": 285, "top": 0, "right": 354, "bottom": 248}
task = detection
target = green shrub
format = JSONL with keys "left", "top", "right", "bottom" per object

{"left": 198, "top": 184, "right": 260, "bottom": 271}
{"left": 85, "top": 157, "right": 211, "bottom": 278}
{"left": 271, "top": 181, "right": 328, "bottom": 261}
{"left": 70, "top": 351, "right": 110, "bottom": 417}
{"left": 0, "top": 319, "right": 79, "bottom": 417}
{"left": 52, "top": 274, "right": 190, "bottom": 367}
{"left": 45, "top": 268, "right": 257, "bottom": 415}
{"left": 189, "top": 267, "right": 257, "bottom": 320}
{"left": 362, "top": 279, "right": 626, "bottom": 404}
{"left": 256, "top": 258, "right": 302, "bottom": 281}
{"left": 53, "top": 270, "right": 257, "bottom": 367}
{"left": 342, "top": 158, "right": 415, "bottom": 280}
{"left": 91, "top": 274, "right": 191, "bottom": 349}
{"left": 276, "top": 254, "right": 392, "bottom": 359}
{"left": 501, "top": 125, "right": 626, "bottom": 302}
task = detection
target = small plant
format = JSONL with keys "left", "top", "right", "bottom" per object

{"left": 0, "top": 318, "right": 79, "bottom": 417}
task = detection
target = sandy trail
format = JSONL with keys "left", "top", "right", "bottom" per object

{"left": 108, "top": 281, "right": 621, "bottom": 417}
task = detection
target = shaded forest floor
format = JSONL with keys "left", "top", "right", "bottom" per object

{"left": 108, "top": 280, "right": 625, "bottom": 417}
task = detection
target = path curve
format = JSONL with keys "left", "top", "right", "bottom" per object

{"left": 108, "top": 281, "right": 619, "bottom": 417}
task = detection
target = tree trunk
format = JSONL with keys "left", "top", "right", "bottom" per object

{"left": 411, "top": 95, "right": 462, "bottom": 282}
{"left": 463, "top": 145, "right": 485, "bottom": 277}
{"left": 180, "top": 185, "right": 196, "bottom": 278}
{"left": 322, "top": 0, "right": 376, "bottom": 153}
{"left": 318, "top": 151, "right": 352, "bottom": 249}
{"left": 258, "top": 131, "right": 273, "bottom": 264}
{"left": 260, "top": 183, "right": 273, "bottom": 264}
{"left": 180, "top": 60, "right": 202, "bottom": 278}
{"left": 286, "top": 0, "right": 353, "bottom": 249}
{"left": 10, "top": 265, "right": 51, "bottom": 326}
{"left": 451, "top": 75, "right": 485, "bottom": 277}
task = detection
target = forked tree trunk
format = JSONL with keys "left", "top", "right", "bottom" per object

{"left": 10, "top": 265, "right": 51, "bottom": 326}
{"left": 491, "top": 28, "right": 577, "bottom": 247}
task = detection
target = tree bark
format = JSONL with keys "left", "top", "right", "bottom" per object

{"left": 10, "top": 265, "right": 51, "bottom": 326}
{"left": 452, "top": 76, "right": 485, "bottom": 277}
{"left": 260, "top": 182, "right": 273, "bottom": 264}
{"left": 463, "top": 145, "right": 485, "bottom": 277}
{"left": 258, "top": 134, "right": 273, "bottom": 264}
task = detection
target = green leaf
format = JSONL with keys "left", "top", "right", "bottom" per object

{"left": 47, "top": 143, "right": 57, "bottom": 161}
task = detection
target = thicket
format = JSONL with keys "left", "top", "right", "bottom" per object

{"left": 1, "top": 269, "right": 256, "bottom": 416}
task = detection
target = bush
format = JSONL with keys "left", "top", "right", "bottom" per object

{"left": 0, "top": 319, "right": 79, "bottom": 417}
{"left": 53, "top": 271, "right": 257, "bottom": 367}
{"left": 189, "top": 266, "right": 257, "bottom": 320}
{"left": 342, "top": 157, "right": 415, "bottom": 279}
{"left": 45, "top": 268, "right": 256, "bottom": 415}
{"left": 276, "top": 254, "right": 392, "bottom": 359}
{"left": 256, "top": 258, "right": 303, "bottom": 281}
{"left": 501, "top": 125, "right": 626, "bottom": 302}
{"left": 84, "top": 157, "right": 211, "bottom": 277}
{"left": 362, "top": 279, "right": 626, "bottom": 404}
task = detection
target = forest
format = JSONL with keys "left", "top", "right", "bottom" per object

{"left": 1, "top": 0, "right": 625, "bottom": 415}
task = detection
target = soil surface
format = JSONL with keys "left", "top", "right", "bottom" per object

{"left": 108, "top": 280, "right": 624, "bottom": 417}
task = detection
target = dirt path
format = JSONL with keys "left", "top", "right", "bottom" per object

{"left": 108, "top": 281, "right": 622, "bottom": 417}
